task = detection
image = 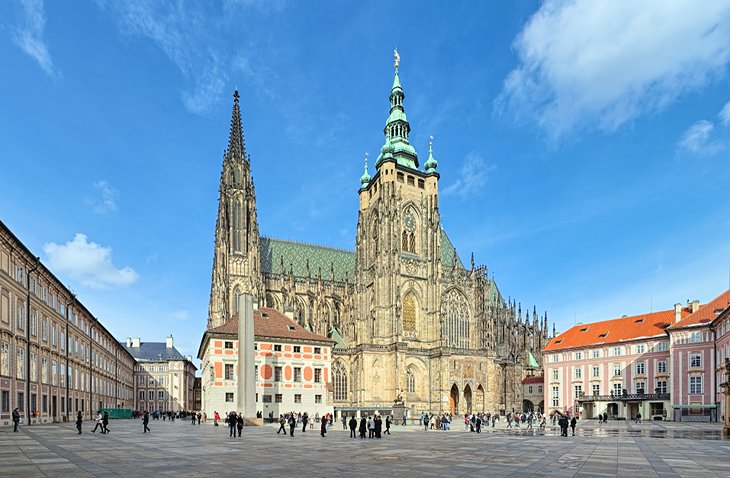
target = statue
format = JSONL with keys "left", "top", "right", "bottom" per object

{"left": 394, "top": 48, "right": 400, "bottom": 69}
{"left": 394, "top": 390, "right": 403, "bottom": 405}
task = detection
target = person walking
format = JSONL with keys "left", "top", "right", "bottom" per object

{"left": 423, "top": 414, "right": 429, "bottom": 431}
{"left": 191, "top": 413, "right": 197, "bottom": 425}
{"left": 384, "top": 416, "right": 391, "bottom": 435}
{"left": 92, "top": 412, "right": 104, "bottom": 433}
{"left": 76, "top": 411, "right": 83, "bottom": 434}
{"left": 12, "top": 408, "right": 20, "bottom": 432}
{"left": 214, "top": 411, "right": 220, "bottom": 427}
{"left": 358, "top": 416, "right": 367, "bottom": 439}
{"left": 277, "top": 415, "right": 287, "bottom": 435}
{"left": 236, "top": 414, "right": 244, "bottom": 437}
{"left": 288, "top": 414, "right": 296, "bottom": 437}
{"left": 635, "top": 412, "right": 641, "bottom": 424}
{"left": 302, "top": 412, "right": 309, "bottom": 433}
{"left": 367, "top": 416, "right": 374, "bottom": 438}
{"left": 348, "top": 416, "right": 357, "bottom": 438}
{"left": 143, "top": 410, "right": 150, "bottom": 433}
{"left": 320, "top": 417, "right": 327, "bottom": 437}
{"left": 476, "top": 416, "right": 482, "bottom": 433}
{"left": 558, "top": 415, "right": 568, "bottom": 437}
{"left": 570, "top": 416, "right": 577, "bottom": 436}
{"left": 228, "top": 412, "right": 237, "bottom": 438}
{"left": 102, "top": 411, "right": 110, "bottom": 434}
{"left": 603, "top": 412, "right": 608, "bottom": 423}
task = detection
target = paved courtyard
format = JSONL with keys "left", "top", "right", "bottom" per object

{"left": 2, "top": 419, "right": 730, "bottom": 477}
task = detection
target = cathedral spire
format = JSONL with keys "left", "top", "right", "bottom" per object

{"left": 227, "top": 89, "right": 246, "bottom": 163}
{"left": 376, "top": 50, "right": 419, "bottom": 170}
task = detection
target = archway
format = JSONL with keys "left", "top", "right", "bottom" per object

{"left": 522, "top": 399, "right": 534, "bottom": 413}
{"left": 476, "top": 385, "right": 485, "bottom": 413}
{"left": 464, "top": 384, "right": 473, "bottom": 413}
{"left": 449, "top": 384, "right": 459, "bottom": 415}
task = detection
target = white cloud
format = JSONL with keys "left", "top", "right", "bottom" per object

{"left": 13, "top": 0, "right": 58, "bottom": 77}
{"left": 720, "top": 101, "right": 730, "bottom": 126}
{"left": 497, "top": 0, "right": 730, "bottom": 138}
{"left": 87, "top": 180, "right": 118, "bottom": 214}
{"left": 441, "top": 151, "right": 493, "bottom": 199}
{"left": 678, "top": 120, "right": 723, "bottom": 155}
{"left": 170, "top": 310, "right": 189, "bottom": 322}
{"left": 43, "top": 234, "right": 138, "bottom": 288}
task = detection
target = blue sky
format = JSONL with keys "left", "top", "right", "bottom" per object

{"left": 2, "top": 0, "right": 730, "bottom": 360}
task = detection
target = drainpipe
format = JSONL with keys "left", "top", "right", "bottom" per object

{"left": 25, "top": 257, "right": 39, "bottom": 425}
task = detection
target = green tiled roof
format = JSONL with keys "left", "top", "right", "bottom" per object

{"left": 440, "top": 229, "right": 465, "bottom": 269}
{"left": 260, "top": 237, "right": 355, "bottom": 282}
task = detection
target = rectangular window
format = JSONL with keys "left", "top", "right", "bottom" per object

{"left": 635, "top": 381, "right": 645, "bottom": 394}
{"left": 30, "top": 352, "right": 37, "bottom": 382}
{"left": 612, "top": 383, "right": 623, "bottom": 395}
{"left": 635, "top": 344, "right": 645, "bottom": 354}
{"left": 41, "top": 357, "right": 47, "bottom": 383}
{"left": 552, "top": 369, "right": 558, "bottom": 380}
{"left": 592, "top": 349, "right": 600, "bottom": 359}
{"left": 18, "top": 392, "right": 24, "bottom": 411}
{"left": 657, "top": 360, "right": 667, "bottom": 374}
{"left": 255, "top": 365, "right": 258, "bottom": 380}
{"left": 274, "top": 366, "right": 282, "bottom": 382}
{"left": 689, "top": 376, "right": 703, "bottom": 394}
{"left": 262, "top": 394, "right": 272, "bottom": 403}
{"left": 314, "top": 347, "right": 321, "bottom": 354}
{"left": 314, "top": 368, "right": 322, "bottom": 383}
{"left": 655, "top": 341, "right": 668, "bottom": 352}
{"left": 225, "top": 392, "right": 234, "bottom": 402}
{"left": 225, "top": 363, "right": 235, "bottom": 380}
{"left": 1, "top": 390, "right": 9, "bottom": 412}
{"left": 612, "top": 365, "right": 622, "bottom": 376}
{"left": 397, "top": 172, "right": 404, "bottom": 182}
{"left": 612, "top": 347, "right": 622, "bottom": 356}
{"left": 0, "top": 341, "right": 9, "bottom": 376}
{"left": 656, "top": 380, "right": 667, "bottom": 394}
{"left": 274, "top": 344, "right": 282, "bottom": 352}
{"left": 274, "top": 394, "right": 282, "bottom": 403}
{"left": 689, "top": 332, "right": 701, "bottom": 343}
{"left": 552, "top": 354, "right": 560, "bottom": 363}
{"left": 139, "top": 391, "right": 145, "bottom": 400}
{"left": 148, "top": 391, "right": 154, "bottom": 400}
{"left": 315, "top": 394, "right": 322, "bottom": 404}
{"left": 224, "top": 341, "right": 233, "bottom": 349}
{"left": 16, "top": 347, "right": 25, "bottom": 379}
{"left": 538, "top": 385, "right": 543, "bottom": 394}
{"left": 138, "top": 376, "right": 145, "bottom": 384}
{"left": 574, "top": 367, "right": 582, "bottom": 379}
{"left": 158, "top": 391, "right": 164, "bottom": 399}
{"left": 690, "top": 353, "right": 701, "bottom": 368}
{"left": 592, "top": 366, "right": 600, "bottom": 378}
{"left": 293, "top": 346, "right": 301, "bottom": 353}
{"left": 293, "top": 367, "right": 301, "bottom": 382}
{"left": 551, "top": 386, "right": 559, "bottom": 407}
{"left": 574, "top": 385, "right": 583, "bottom": 398}
{"left": 574, "top": 351, "right": 582, "bottom": 360}
{"left": 636, "top": 362, "right": 645, "bottom": 375}
{"left": 591, "top": 384, "right": 600, "bottom": 396}
{"left": 294, "top": 394, "right": 302, "bottom": 403}
{"left": 51, "top": 360, "right": 57, "bottom": 386}
{"left": 407, "top": 175, "right": 415, "bottom": 186}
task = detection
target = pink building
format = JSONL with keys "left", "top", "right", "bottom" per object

{"left": 666, "top": 291, "right": 730, "bottom": 421}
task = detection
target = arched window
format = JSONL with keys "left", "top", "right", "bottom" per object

{"left": 372, "top": 223, "right": 379, "bottom": 258}
{"left": 333, "top": 362, "right": 348, "bottom": 402}
{"left": 409, "top": 233, "right": 416, "bottom": 253}
{"left": 402, "top": 231, "right": 409, "bottom": 251}
{"left": 442, "top": 289, "right": 470, "bottom": 348}
{"left": 233, "top": 201, "right": 243, "bottom": 252}
{"left": 406, "top": 368, "right": 416, "bottom": 393}
{"left": 403, "top": 294, "right": 416, "bottom": 331}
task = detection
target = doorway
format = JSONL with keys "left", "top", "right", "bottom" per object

{"left": 449, "top": 384, "right": 459, "bottom": 415}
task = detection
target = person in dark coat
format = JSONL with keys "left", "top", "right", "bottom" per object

{"left": 358, "top": 417, "right": 367, "bottom": 439}
{"left": 228, "top": 412, "right": 237, "bottom": 437}
{"left": 476, "top": 416, "right": 482, "bottom": 433}
{"left": 236, "top": 414, "right": 244, "bottom": 437}
{"left": 557, "top": 415, "right": 568, "bottom": 437}
{"left": 288, "top": 415, "right": 296, "bottom": 437}
{"left": 277, "top": 415, "right": 286, "bottom": 435}
{"left": 348, "top": 416, "right": 358, "bottom": 438}
{"left": 143, "top": 410, "right": 150, "bottom": 433}
{"left": 102, "top": 411, "right": 110, "bottom": 434}
{"left": 76, "top": 411, "right": 83, "bottom": 434}
{"left": 302, "top": 412, "right": 309, "bottom": 433}
{"left": 374, "top": 415, "right": 382, "bottom": 438}
{"left": 384, "top": 416, "right": 391, "bottom": 435}
{"left": 320, "top": 417, "right": 327, "bottom": 437}
{"left": 12, "top": 408, "right": 20, "bottom": 432}
{"left": 570, "top": 416, "right": 577, "bottom": 436}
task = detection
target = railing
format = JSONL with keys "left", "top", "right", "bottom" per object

{"left": 577, "top": 393, "right": 670, "bottom": 402}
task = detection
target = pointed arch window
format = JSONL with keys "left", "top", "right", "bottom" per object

{"left": 233, "top": 201, "right": 243, "bottom": 253}
{"left": 403, "top": 294, "right": 417, "bottom": 332}
{"left": 333, "top": 362, "right": 348, "bottom": 402}
{"left": 406, "top": 368, "right": 416, "bottom": 393}
{"left": 442, "top": 289, "right": 470, "bottom": 349}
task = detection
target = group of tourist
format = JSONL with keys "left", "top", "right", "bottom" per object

{"left": 273, "top": 411, "right": 333, "bottom": 437}
{"left": 346, "top": 414, "right": 391, "bottom": 438}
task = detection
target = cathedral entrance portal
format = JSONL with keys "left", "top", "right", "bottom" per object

{"left": 449, "top": 384, "right": 459, "bottom": 415}
{"left": 476, "top": 385, "right": 485, "bottom": 413}
{"left": 464, "top": 384, "right": 473, "bottom": 413}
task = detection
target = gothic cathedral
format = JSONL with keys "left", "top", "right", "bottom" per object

{"left": 206, "top": 58, "right": 550, "bottom": 415}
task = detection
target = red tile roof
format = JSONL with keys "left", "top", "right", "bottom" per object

{"left": 522, "top": 376, "right": 544, "bottom": 385}
{"left": 668, "top": 290, "right": 730, "bottom": 330}
{"left": 208, "top": 307, "right": 334, "bottom": 344}
{"left": 544, "top": 308, "right": 691, "bottom": 351}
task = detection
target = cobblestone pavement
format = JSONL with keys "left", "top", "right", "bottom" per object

{"left": 1, "top": 419, "right": 729, "bottom": 477}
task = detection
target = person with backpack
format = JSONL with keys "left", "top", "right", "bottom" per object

{"left": 12, "top": 408, "right": 20, "bottom": 432}
{"left": 102, "top": 411, "right": 110, "bottom": 434}
{"left": 277, "top": 415, "right": 287, "bottom": 435}
{"left": 236, "top": 413, "right": 244, "bottom": 437}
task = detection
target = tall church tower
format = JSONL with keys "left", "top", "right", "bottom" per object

{"left": 354, "top": 51, "right": 443, "bottom": 350}
{"left": 207, "top": 90, "right": 263, "bottom": 330}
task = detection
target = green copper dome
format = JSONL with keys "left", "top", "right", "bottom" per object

{"left": 375, "top": 65, "right": 419, "bottom": 170}
{"left": 359, "top": 154, "right": 371, "bottom": 189}
{"left": 425, "top": 137, "right": 438, "bottom": 173}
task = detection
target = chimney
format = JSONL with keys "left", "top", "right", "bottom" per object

{"left": 690, "top": 300, "right": 700, "bottom": 313}
{"left": 126, "top": 337, "right": 131, "bottom": 348}
{"left": 165, "top": 335, "right": 174, "bottom": 348}
{"left": 132, "top": 337, "right": 140, "bottom": 348}
{"left": 674, "top": 303, "right": 682, "bottom": 323}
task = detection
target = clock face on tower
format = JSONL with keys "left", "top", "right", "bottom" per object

{"left": 404, "top": 212, "right": 415, "bottom": 232}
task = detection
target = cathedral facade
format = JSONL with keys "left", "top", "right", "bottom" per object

{"left": 204, "top": 59, "right": 550, "bottom": 417}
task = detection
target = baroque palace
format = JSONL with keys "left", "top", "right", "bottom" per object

{"left": 202, "top": 54, "right": 550, "bottom": 417}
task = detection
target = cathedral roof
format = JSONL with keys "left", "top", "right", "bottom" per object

{"left": 260, "top": 236, "right": 356, "bottom": 282}
{"left": 207, "top": 307, "right": 334, "bottom": 344}
{"left": 440, "top": 229, "right": 465, "bottom": 269}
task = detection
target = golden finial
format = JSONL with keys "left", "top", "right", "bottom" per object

{"left": 394, "top": 48, "right": 400, "bottom": 70}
